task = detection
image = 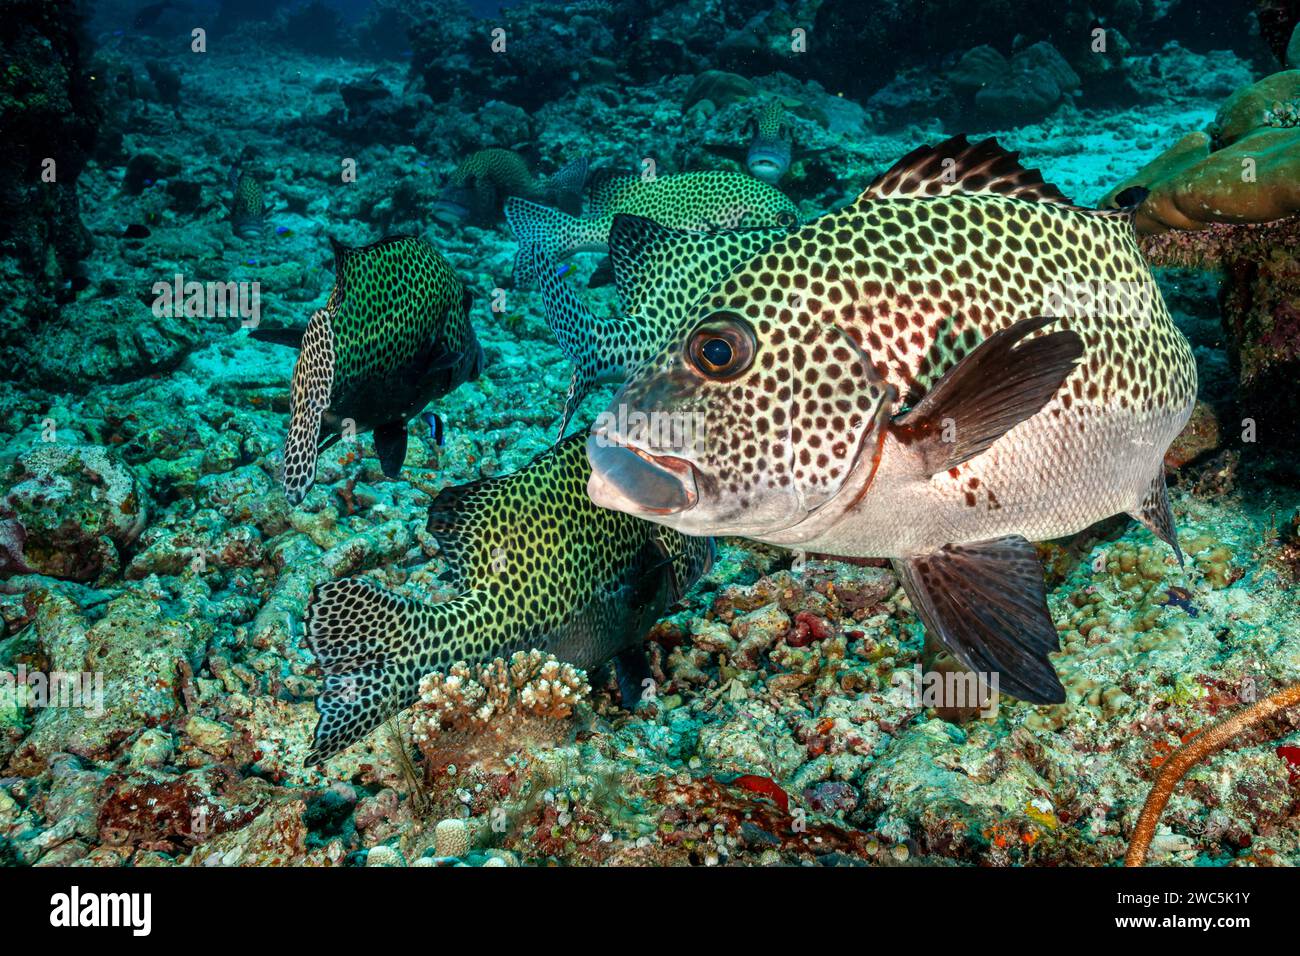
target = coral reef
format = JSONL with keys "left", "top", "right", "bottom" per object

{"left": 1107, "top": 72, "right": 1300, "bottom": 438}
{"left": 0, "top": 0, "right": 100, "bottom": 335}
{"left": 0, "top": 0, "right": 1295, "bottom": 871}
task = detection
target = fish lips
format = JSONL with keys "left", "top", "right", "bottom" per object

{"left": 746, "top": 148, "right": 789, "bottom": 184}
{"left": 586, "top": 433, "right": 698, "bottom": 517}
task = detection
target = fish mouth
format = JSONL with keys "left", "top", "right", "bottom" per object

{"left": 586, "top": 433, "right": 697, "bottom": 516}
{"left": 432, "top": 201, "right": 469, "bottom": 224}
{"left": 746, "top": 156, "right": 786, "bottom": 183}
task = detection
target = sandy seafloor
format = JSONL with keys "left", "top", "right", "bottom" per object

{"left": 1, "top": 37, "right": 1298, "bottom": 867}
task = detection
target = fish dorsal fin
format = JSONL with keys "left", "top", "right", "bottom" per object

{"left": 608, "top": 214, "right": 686, "bottom": 314}
{"left": 861, "top": 135, "right": 1074, "bottom": 205}
{"left": 426, "top": 434, "right": 588, "bottom": 589}
{"left": 586, "top": 170, "right": 638, "bottom": 216}
{"left": 327, "top": 236, "right": 351, "bottom": 272}
{"left": 425, "top": 479, "right": 493, "bottom": 590}
{"left": 329, "top": 233, "right": 421, "bottom": 270}
{"left": 608, "top": 214, "right": 785, "bottom": 322}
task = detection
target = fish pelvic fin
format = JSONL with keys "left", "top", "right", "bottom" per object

{"left": 892, "top": 315, "right": 1083, "bottom": 475}
{"left": 303, "top": 577, "right": 457, "bottom": 765}
{"left": 283, "top": 309, "right": 335, "bottom": 506}
{"left": 1131, "top": 468, "right": 1184, "bottom": 567}
{"left": 894, "top": 535, "right": 1066, "bottom": 705}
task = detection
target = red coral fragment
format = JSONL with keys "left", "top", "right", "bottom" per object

{"left": 1277, "top": 745, "right": 1300, "bottom": 785}
{"left": 788, "top": 611, "right": 833, "bottom": 647}
{"left": 731, "top": 774, "right": 790, "bottom": 814}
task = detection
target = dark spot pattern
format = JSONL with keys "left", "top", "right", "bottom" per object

{"left": 615, "top": 138, "right": 1197, "bottom": 535}
{"left": 282, "top": 235, "right": 480, "bottom": 503}
{"left": 302, "top": 434, "right": 713, "bottom": 763}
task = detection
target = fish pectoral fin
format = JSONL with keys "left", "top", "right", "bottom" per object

{"left": 893, "top": 535, "right": 1066, "bottom": 705}
{"left": 373, "top": 420, "right": 409, "bottom": 479}
{"left": 248, "top": 326, "right": 306, "bottom": 348}
{"left": 1130, "top": 469, "right": 1184, "bottom": 567}
{"left": 893, "top": 315, "right": 1083, "bottom": 475}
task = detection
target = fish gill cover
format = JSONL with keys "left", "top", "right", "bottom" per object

{"left": 0, "top": 0, "right": 1297, "bottom": 881}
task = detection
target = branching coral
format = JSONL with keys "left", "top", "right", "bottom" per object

{"left": 1125, "top": 682, "right": 1300, "bottom": 866}
{"left": 411, "top": 650, "right": 589, "bottom": 741}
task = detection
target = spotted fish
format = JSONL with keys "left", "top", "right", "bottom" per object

{"left": 252, "top": 235, "right": 483, "bottom": 505}
{"left": 743, "top": 99, "right": 795, "bottom": 184}
{"left": 229, "top": 166, "right": 268, "bottom": 239}
{"left": 586, "top": 136, "right": 1198, "bottom": 704}
{"left": 435, "top": 148, "right": 588, "bottom": 226}
{"left": 532, "top": 215, "right": 788, "bottom": 437}
{"left": 302, "top": 432, "right": 715, "bottom": 763}
{"left": 704, "top": 99, "right": 824, "bottom": 185}
{"left": 506, "top": 169, "right": 798, "bottom": 284}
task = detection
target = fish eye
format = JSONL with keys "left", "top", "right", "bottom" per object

{"left": 775, "top": 210, "right": 797, "bottom": 228}
{"left": 703, "top": 338, "right": 732, "bottom": 366}
{"left": 687, "top": 313, "right": 757, "bottom": 380}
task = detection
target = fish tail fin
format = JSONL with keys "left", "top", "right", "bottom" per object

{"left": 547, "top": 156, "right": 590, "bottom": 216}
{"left": 302, "top": 577, "right": 450, "bottom": 765}
{"left": 505, "top": 197, "right": 599, "bottom": 285}
{"left": 534, "top": 245, "right": 596, "bottom": 364}
{"left": 283, "top": 309, "right": 335, "bottom": 506}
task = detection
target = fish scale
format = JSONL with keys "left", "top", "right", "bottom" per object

{"left": 300, "top": 433, "right": 714, "bottom": 764}
{"left": 586, "top": 136, "right": 1198, "bottom": 704}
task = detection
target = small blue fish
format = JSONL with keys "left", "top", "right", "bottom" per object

{"left": 420, "top": 411, "right": 445, "bottom": 447}
{"left": 1162, "top": 586, "right": 1199, "bottom": 617}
